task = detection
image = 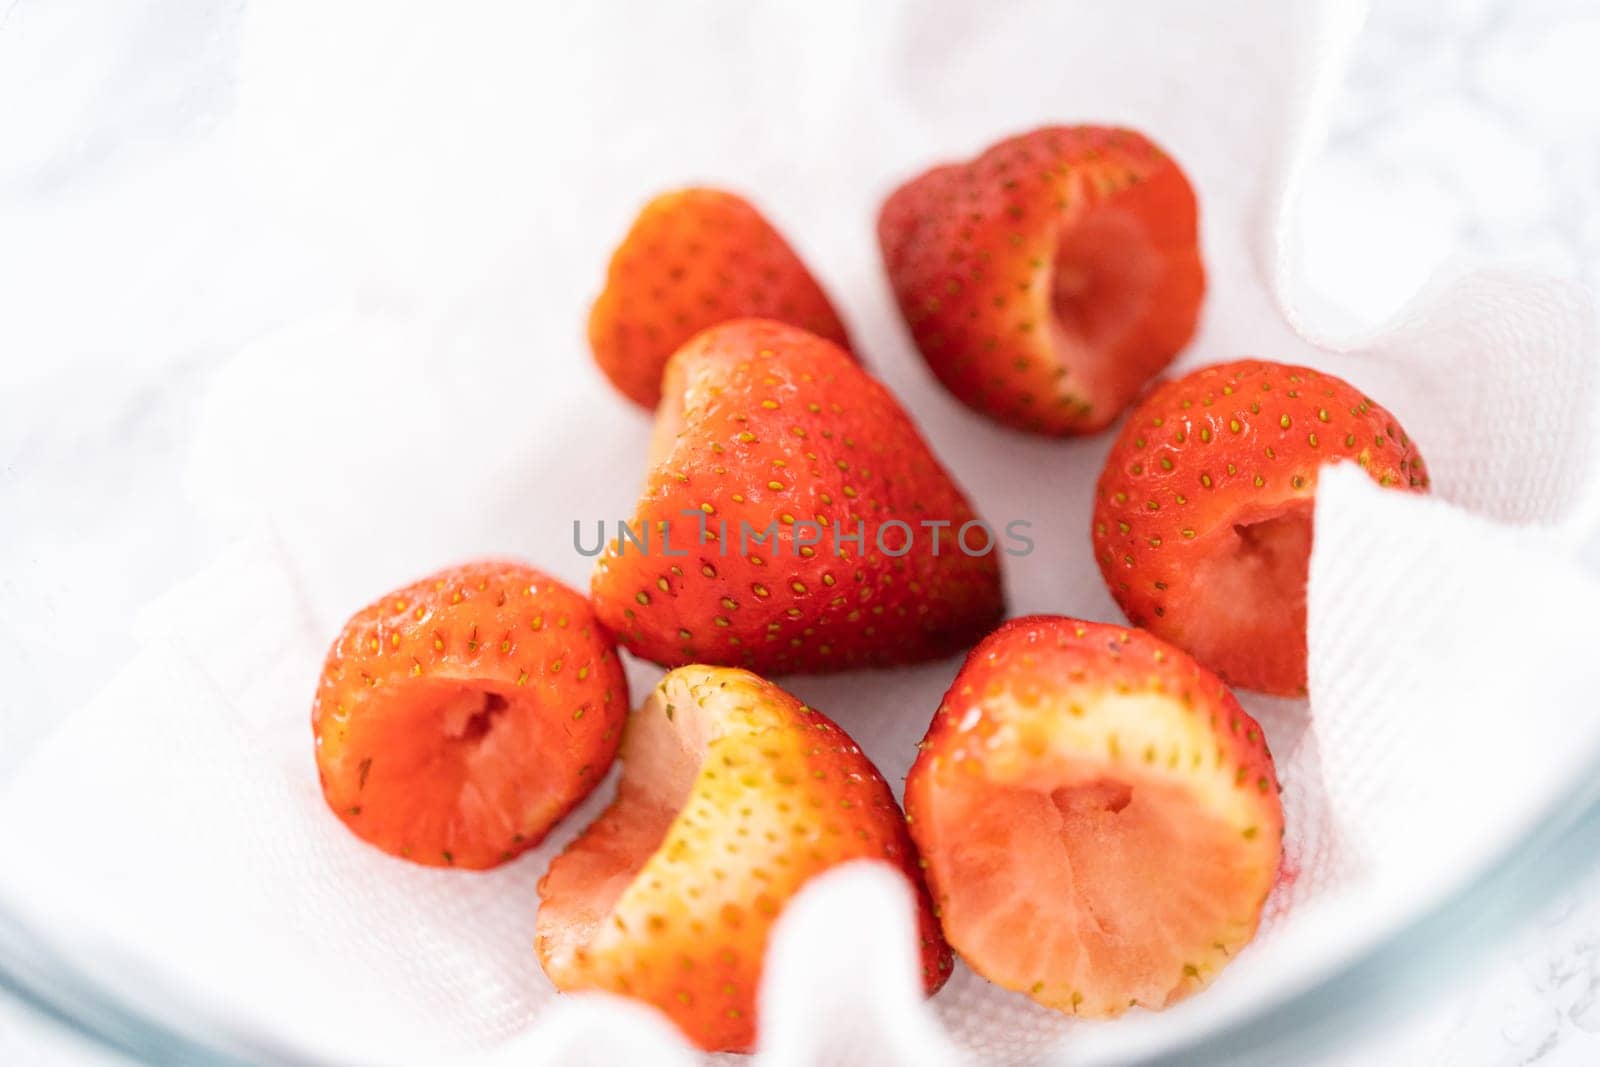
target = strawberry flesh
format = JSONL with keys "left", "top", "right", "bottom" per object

{"left": 905, "top": 617, "right": 1282, "bottom": 1015}
{"left": 537, "top": 666, "right": 949, "bottom": 1052}
{"left": 879, "top": 126, "right": 1204, "bottom": 435}
{"left": 535, "top": 677, "right": 707, "bottom": 965}
{"left": 1180, "top": 500, "right": 1314, "bottom": 689}
{"left": 924, "top": 760, "right": 1263, "bottom": 1013}
{"left": 312, "top": 561, "right": 628, "bottom": 869}
{"left": 1049, "top": 203, "right": 1164, "bottom": 404}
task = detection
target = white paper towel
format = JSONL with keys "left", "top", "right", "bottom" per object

{"left": 2, "top": 1, "right": 1598, "bottom": 1063}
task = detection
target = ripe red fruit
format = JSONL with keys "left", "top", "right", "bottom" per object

{"left": 590, "top": 318, "right": 1005, "bottom": 674}
{"left": 878, "top": 125, "right": 1204, "bottom": 436}
{"left": 1093, "top": 359, "right": 1428, "bottom": 695}
{"left": 589, "top": 188, "right": 852, "bottom": 409}
{"left": 312, "top": 560, "right": 628, "bottom": 869}
{"left": 905, "top": 615, "right": 1282, "bottom": 1016}
{"left": 536, "top": 665, "right": 949, "bottom": 1052}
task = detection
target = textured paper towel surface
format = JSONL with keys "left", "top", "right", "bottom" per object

{"left": 2, "top": 1, "right": 1599, "bottom": 1064}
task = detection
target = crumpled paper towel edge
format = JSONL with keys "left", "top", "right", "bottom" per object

{"left": 478, "top": 862, "right": 960, "bottom": 1067}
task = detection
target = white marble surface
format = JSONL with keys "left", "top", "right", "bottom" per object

{"left": 1, "top": 0, "right": 1598, "bottom": 1063}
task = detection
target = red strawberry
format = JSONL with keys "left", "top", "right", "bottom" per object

{"left": 905, "top": 615, "right": 1282, "bottom": 1016}
{"left": 536, "top": 665, "right": 949, "bottom": 1052}
{"left": 589, "top": 188, "right": 852, "bottom": 408}
{"left": 590, "top": 318, "right": 1005, "bottom": 674}
{"left": 1092, "top": 359, "right": 1428, "bottom": 695}
{"left": 312, "top": 560, "right": 628, "bottom": 869}
{"left": 878, "top": 125, "right": 1205, "bottom": 436}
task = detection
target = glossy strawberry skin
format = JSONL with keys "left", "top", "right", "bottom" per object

{"left": 905, "top": 616, "right": 1282, "bottom": 1015}
{"left": 536, "top": 666, "right": 949, "bottom": 1052}
{"left": 591, "top": 318, "right": 1005, "bottom": 674}
{"left": 312, "top": 560, "right": 628, "bottom": 869}
{"left": 879, "top": 126, "right": 1204, "bottom": 436}
{"left": 589, "top": 188, "right": 852, "bottom": 408}
{"left": 1093, "top": 359, "right": 1428, "bottom": 694}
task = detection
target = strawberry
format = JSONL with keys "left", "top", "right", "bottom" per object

{"left": 1092, "top": 359, "right": 1428, "bottom": 694}
{"left": 536, "top": 665, "right": 949, "bottom": 1051}
{"left": 904, "top": 615, "right": 1282, "bottom": 1017}
{"left": 312, "top": 560, "right": 628, "bottom": 869}
{"left": 878, "top": 125, "right": 1205, "bottom": 436}
{"left": 589, "top": 188, "right": 852, "bottom": 409}
{"left": 590, "top": 318, "right": 1005, "bottom": 674}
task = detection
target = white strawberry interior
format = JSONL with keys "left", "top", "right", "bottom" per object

{"left": 535, "top": 670, "right": 716, "bottom": 967}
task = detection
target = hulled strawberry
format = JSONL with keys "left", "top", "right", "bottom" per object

{"left": 536, "top": 665, "right": 949, "bottom": 1052}
{"left": 589, "top": 188, "right": 852, "bottom": 408}
{"left": 1092, "top": 359, "right": 1428, "bottom": 694}
{"left": 878, "top": 125, "right": 1205, "bottom": 435}
{"left": 312, "top": 560, "right": 628, "bottom": 869}
{"left": 590, "top": 318, "right": 1005, "bottom": 674}
{"left": 905, "top": 616, "right": 1282, "bottom": 1016}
